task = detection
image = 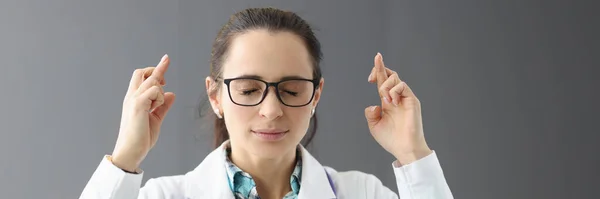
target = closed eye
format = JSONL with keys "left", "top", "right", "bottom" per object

{"left": 241, "top": 89, "right": 259, "bottom": 95}
{"left": 282, "top": 90, "right": 298, "bottom": 96}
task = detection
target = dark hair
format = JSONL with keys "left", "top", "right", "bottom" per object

{"left": 199, "top": 7, "right": 323, "bottom": 149}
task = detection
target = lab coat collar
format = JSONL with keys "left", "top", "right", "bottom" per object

{"left": 183, "top": 140, "right": 336, "bottom": 199}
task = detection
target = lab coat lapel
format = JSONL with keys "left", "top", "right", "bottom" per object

{"left": 182, "top": 141, "right": 336, "bottom": 199}
{"left": 297, "top": 145, "right": 337, "bottom": 199}
{"left": 183, "top": 141, "right": 234, "bottom": 199}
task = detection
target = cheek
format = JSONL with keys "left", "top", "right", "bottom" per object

{"left": 220, "top": 89, "right": 237, "bottom": 112}
{"left": 222, "top": 101, "right": 254, "bottom": 120}
{"left": 222, "top": 105, "right": 255, "bottom": 138}
{"left": 221, "top": 91, "right": 248, "bottom": 129}
{"left": 287, "top": 108, "right": 312, "bottom": 129}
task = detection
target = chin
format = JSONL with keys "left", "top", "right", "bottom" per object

{"left": 248, "top": 136, "right": 299, "bottom": 158}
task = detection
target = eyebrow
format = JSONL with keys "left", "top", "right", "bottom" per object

{"left": 233, "top": 74, "right": 312, "bottom": 81}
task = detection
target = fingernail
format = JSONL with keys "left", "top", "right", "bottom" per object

{"left": 371, "top": 106, "right": 377, "bottom": 111}
{"left": 161, "top": 54, "right": 168, "bottom": 62}
{"left": 368, "top": 73, "right": 372, "bottom": 81}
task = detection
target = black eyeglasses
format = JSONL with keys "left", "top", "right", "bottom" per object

{"left": 223, "top": 77, "right": 319, "bottom": 107}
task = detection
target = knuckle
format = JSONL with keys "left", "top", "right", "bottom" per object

{"left": 154, "top": 86, "right": 164, "bottom": 95}
{"left": 383, "top": 77, "right": 393, "bottom": 85}
{"left": 156, "top": 90, "right": 165, "bottom": 100}
{"left": 378, "top": 87, "right": 388, "bottom": 94}
{"left": 145, "top": 76, "right": 158, "bottom": 85}
{"left": 134, "top": 96, "right": 148, "bottom": 106}
{"left": 395, "top": 82, "right": 404, "bottom": 88}
{"left": 142, "top": 67, "right": 154, "bottom": 77}
{"left": 150, "top": 77, "right": 159, "bottom": 84}
{"left": 133, "top": 69, "right": 143, "bottom": 76}
{"left": 387, "top": 72, "right": 397, "bottom": 80}
{"left": 143, "top": 66, "right": 155, "bottom": 72}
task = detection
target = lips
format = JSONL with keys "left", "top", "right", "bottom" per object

{"left": 251, "top": 129, "right": 289, "bottom": 141}
{"left": 252, "top": 129, "right": 288, "bottom": 134}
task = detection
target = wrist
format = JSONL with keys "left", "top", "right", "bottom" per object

{"left": 109, "top": 155, "right": 140, "bottom": 173}
{"left": 393, "top": 147, "right": 433, "bottom": 165}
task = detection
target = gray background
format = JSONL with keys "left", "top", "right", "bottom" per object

{"left": 1, "top": 0, "right": 598, "bottom": 198}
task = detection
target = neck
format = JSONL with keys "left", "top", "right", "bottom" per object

{"left": 229, "top": 145, "right": 298, "bottom": 199}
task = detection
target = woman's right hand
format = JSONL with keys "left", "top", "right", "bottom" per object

{"left": 110, "top": 54, "right": 176, "bottom": 172}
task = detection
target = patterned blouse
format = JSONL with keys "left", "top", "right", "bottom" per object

{"left": 224, "top": 147, "right": 302, "bottom": 199}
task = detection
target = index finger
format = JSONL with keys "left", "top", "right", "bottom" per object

{"left": 151, "top": 54, "right": 170, "bottom": 82}
{"left": 374, "top": 52, "right": 387, "bottom": 87}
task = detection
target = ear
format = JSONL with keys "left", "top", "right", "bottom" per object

{"left": 311, "top": 77, "right": 324, "bottom": 110}
{"left": 205, "top": 76, "right": 222, "bottom": 116}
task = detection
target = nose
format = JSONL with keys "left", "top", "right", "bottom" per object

{"left": 258, "top": 87, "right": 283, "bottom": 119}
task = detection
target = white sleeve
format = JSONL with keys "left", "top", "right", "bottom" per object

{"left": 79, "top": 155, "right": 161, "bottom": 199}
{"left": 392, "top": 151, "right": 454, "bottom": 199}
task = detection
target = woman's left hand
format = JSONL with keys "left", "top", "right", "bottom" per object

{"left": 365, "top": 53, "right": 433, "bottom": 165}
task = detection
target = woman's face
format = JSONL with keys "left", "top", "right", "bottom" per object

{"left": 210, "top": 29, "right": 323, "bottom": 158}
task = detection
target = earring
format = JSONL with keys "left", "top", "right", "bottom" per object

{"left": 311, "top": 108, "right": 315, "bottom": 116}
{"left": 214, "top": 109, "right": 223, "bottom": 119}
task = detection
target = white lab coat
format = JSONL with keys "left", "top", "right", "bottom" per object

{"left": 80, "top": 140, "right": 453, "bottom": 199}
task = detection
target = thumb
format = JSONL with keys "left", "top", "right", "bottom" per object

{"left": 364, "top": 106, "right": 382, "bottom": 129}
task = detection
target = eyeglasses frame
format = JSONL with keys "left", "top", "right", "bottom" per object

{"left": 222, "top": 77, "right": 320, "bottom": 107}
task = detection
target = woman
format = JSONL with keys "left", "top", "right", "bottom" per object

{"left": 81, "top": 7, "right": 453, "bottom": 199}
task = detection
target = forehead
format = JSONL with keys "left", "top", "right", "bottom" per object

{"left": 222, "top": 29, "right": 313, "bottom": 81}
